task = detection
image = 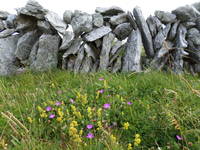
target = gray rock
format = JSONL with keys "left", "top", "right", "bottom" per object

{"left": 37, "top": 20, "right": 54, "bottom": 34}
{"left": 175, "top": 24, "right": 188, "bottom": 48}
{"left": 95, "top": 39, "right": 102, "bottom": 48}
{"left": 16, "top": 0, "right": 47, "bottom": 20}
{"left": 153, "top": 23, "right": 171, "bottom": 50}
{"left": 146, "top": 15, "right": 162, "bottom": 38}
{"left": 92, "top": 13, "right": 104, "bottom": 27}
{"left": 0, "top": 29, "right": 16, "bottom": 38}
{"left": 80, "top": 56, "right": 93, "bottom": 73}
{"left": 127, "top": 11, "right": 137, "bottom": 29}
{"left": 0, "top": 20, "right": 5, "bottom": 31}
{"left": 31, "top": 34, "right": 60, "bottom": 71}
{"left": 95, "top": 6, "right": 124, "bottom": 16}
{"left": 45, "top": 11, "right": 68, "bottom": 35}
{"left": 122, "top": 29, "right": 143, "bottom": 72}
{"left": 74, "top": 46, "right": 85, "bottom": 72}
{"left": 155, "top": 11, "right": 176, "bottom": 24}
{"left": 168, "top": 21, "right": 180, "bottom": 41}
{"left": 83, "top": 26, "right": 111, "bottom": 42}
{"left": 84, "top": 44, "right": 97, "bottom": 60}
{"left": 6, "top": 14, "right": 16, "bottom": 28}
{"left": 182, "top": 21, "right": 196, "bottom": 29}
{"left": 60, "top": 31, "right": 75, "bottom": 50}
{"left": 110, "top": 13, "right": 128, "bottom": 25}
{"left": 63, "top": 10, "right": 73, "bottom": 24}
{"left": 133, "top": 7, "right": 154, "bottom": 58}
{"left": 66, "top": 55, "right": 76, "bottom": 71}
{"left": 99, "top": 33, "right": 115, "bottom": 70}
{"left": 0, "top": 11, "right": 10, "bottom": 20}
{"left": 71, "top": 11, "right": 93, "bottom": 35}
{"left": 172, "top": 5, "right": 199, "bottom": 22}
{"left": 28, "top": 41, "right": 39, "bottom": 65}
{"left": 15, "top": 30, "right": 40, "bottom": 61}
{"left": 112, "top": 56, "right": 122, "bottom": 73}
{"left": 113, "top": 23, "right": 133, "bottom": 40}
{"left": 187, "top": 28, "right": 200, "bottom": 45}
{"left": 109, "top": 44, "right": 125, "bottom": 65}
{"left": 0, "top": 35, "right": 20, "bottom": 76}
{"left": 110, "top": 40, "right": 123, "bottom": 56}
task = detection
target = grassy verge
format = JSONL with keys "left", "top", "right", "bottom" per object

{"left": 0, "top": 70, "right": 200, "bottom": 150}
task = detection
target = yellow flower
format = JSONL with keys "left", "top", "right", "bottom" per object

{"left": 40, "top": 112, "right": 47, "bottom": 118}
{"left": 79, "top": 129, "right": 83, "bottom": 136}
{"left": 104, "top": 80, "right": 108, "bottom": 88}
{"left": 69, "top": 127, "right": 78, "bottom": 135}
{"left": 123, "top": 122, "right": 130, "bottom": 130}
{"left": 87, "top": 107, "right": 92, "bottom": 118}
{"left": 74, "top": 111, "right": 82, "bottom": 119}
{"left": 97, "top": 108, "right": 102, "bottom": 118}
{"left": 134, "top": 138, "right": 141, "bottom": 146}
{"left": 57, "top": 108, "right": 64, "bottom": 117}
{"left": 27, "top": 117, "right": 33, "bottom": 123}
{"left": 56, "top": 117, "right": 63, "bottom": 122}
{"left": 97, "top": 121, "right": 103, "bottom": 129}
{"left": 127, "top": 143, "right": 132, "bottom": 150}
{"left": 37, "top": 106, "right": 43, "bottom": 112}
{"left": 71, "top": 105, "right": 76, "bottom": 112}
{"left": 135, "top": 134, "right": 140, "bottom": 138}
{"left": 110, "top": 134, "right": 117, "bottom": 143}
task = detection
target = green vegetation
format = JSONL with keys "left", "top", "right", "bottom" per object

{"left": 0, "top": 70, "right": 200, "bottom": 150}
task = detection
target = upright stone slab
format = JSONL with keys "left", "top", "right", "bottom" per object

{"left": 133, "top": 7, "right": 154, "bottom": 58}
{"left": 154, "top": 11, "right": 176, "bottom": 24}
{"left": 0, "top": 35, "right": 20, "bottom": 76}
{"left": 122, "top": 29, "right": 143, "bottom": 72}
{"left": 113, "top": 23, "right": 133, "bottom": 40}
{"left": 31, "top": 34, "right": 60, "bottom": 71}
{"left": 99, "top": 33, "right": 115, "bottom": 70}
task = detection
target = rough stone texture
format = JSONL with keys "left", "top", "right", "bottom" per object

{"left": 37, "top": 20, "right": 55, "bottom": 34}
{"left": 0, "top": 35, "right": 20, "bottom": 76}
{"left": 6, "top": 14, "right": 16, "bottom": 29}
{"left": 153, "top": 23, "right": 171, "bottom": 50}
{"left": 109, "top": 44, "right": 125, "bottom": 65}
{"left": 0, "top": 29, "right": 16, "bottom": 38}
{"left": 0, "top": 11, "right": 10, "bottom": 19}
{"left": 112, "top": 56, "right": 122, "bottom": 73}
{"left": 95, "top": 6, "right": 124, "bottom": 16}
{"left": 113, "top": 23, "right": 133, "bottom": 40}
{"left": 122, "top": 29, "right": 143, "bottom": 72}
{"left": 83, "top": 26, "right": 111, "bottom": 42}
{"left": 110, "top": 40, "right": 123, "bottom": 56}
{"left": 45, "top": 11, "right": 67, "bottom": 35}
{"left": 99, "top": 33, "right": 115, "bottom": 70}
{"left": 146, "top": 15, "right": 162, "bottom": 38}
{"left": 15, "top": 30, "right": 40, "bottom": 60}
{"left": 16, "top": 0, "right": 47, "bottom": 20}
{"left": 84, "top": 44, "right": 97, "bottom": 60}
{"left": 155, "top": 11, "right": 177, "bottom": 24}
{"left": 74, "top": 46, "right": 85, "bottom": 72}
{"left": 80, "top": 56, "right": 93, "bottom": 73}
{"left": 31, "top": 34, "right": 60, "bottom": 71}
{"left": 28, "top": 41, "right": 39, "bottom": 66}
{"left": 133, "top": 7, "right": 154, "bottom": 58}
{"left": 71, "top": 11, "right": 93, "bottom": 35}
{"left": 110, "top": 13, "right": 128, "bottom": 25}
{"left": 60, "top": 31, "right": 75, "bottom": 50}
{"left": 168, "top": 21, "right": 180, "bottom": 41}
{"left": 63, "top": 10, "right": 73, "bottom": 24}
{"left": 183, "top": 21, "right": 196, "bottom": 29}
{"left": 175, "top": 24, "right": 188, "bottom": 48}
{"left": 172, "top": 6, "right": 199, "bottom": 22}
{"left": 127, "top": 11, "right": 137, "bottom": 29}
{"left": 0, "top": 20, "right": 5, "bottom": 31}
{"left": 92, "top": 13, "right": 104, "bottom": 27}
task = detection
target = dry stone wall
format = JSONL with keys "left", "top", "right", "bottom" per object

{"left": 1, "top": 0, "right": 200, "bottom": 76}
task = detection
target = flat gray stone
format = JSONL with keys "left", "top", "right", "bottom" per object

{"left": 0, "top": 35, "right": 20, "bottom": 76}
{"left": 99, "top": 33, "right": 115, "bottom": 70}
{"left": 45, "top": 11, "right": 67, "bottom": 35}
{"left": 0, "top": 29, "right": 16, "bottom": 38}
{"left": 6, "top": 14, "right": 16, "bottom": 29}
{"left": 113, "top": 23, "right": 133, "bottom": 40}
{"left": 71, "top": 11, "right": 93, "bottom": 35}
{"left": 31, "top": 34, "right": 60, "bottom": 71}
{"left": 63, "top": 10, "right": 73, "bottom": 24}
{"left": 15, "top": 30, "right": 40, "bottom": 60}
{"left": 109, "top": 44, "right": 125, "bottom": 65}
{"left": 175, "top": 24, "right": 188, "bottom": 48}
{"left": 37, "top": 20, "right": 55, "bottom": 34}
{"left": 112, "top": 56, "right": 122, "bottom": 73}
{"left": 127, "top": 11, "right": 137, "bottom": 29}
{"left": 110, "top": 40, "right": 123, "bottom": 56}
{"left": 95, "top": 6, "right": 124, "bottom": 16}
{"left": 146, "top": 15, "right": 162, "bottom": 38}
{"left": 92, "top": 13, "right": 104, "bottom": 27}
{"left": 122, "top": 29, "right": 143, "bottom": 72}
{"left": 84, "top": 44, "right": 97, "bottom": 60}
{"left": 83, "top": 26, "right": 111, "bottom": 42}
{"left": 182, "top": 21, "right": 196, "bottom": 29}
{"left": 155, "top": 11, "right": 176, "bottom": 24}
{"left": 28, "top": 41, "right": 39, "bottom": 66}
{"left": 0, "top": 20, "right": 5, "bottom": 31}
{"left": 153, "top": 23, "right": 171, "bottom": 50}
{"left": 110, "top": 13, "right": 128, "bottom": 25}
{"left": 133, "top": 7, "right": 154, "bottom": 58}
{"left": 16, "top": 0, "right": 47, "bottom": 20}
{"left": 74, "top": 46, "right": 85, "bottom": 72}
{"left": 0, "top": 11, "right": 10, "bottom": 20}
{"left": 80, "top": 56, "right": 93, "bottom": 73}
{"left": 60, "top": 31, "right": 75, "bottom": 50}
{"left": 168, "top": 21, "right": 180, "bottom": 41}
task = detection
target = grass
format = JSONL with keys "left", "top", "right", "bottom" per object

{"left": 0, "top": 70, "right": 200, "bottom": 150}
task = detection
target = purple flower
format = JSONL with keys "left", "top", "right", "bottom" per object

{"left": 103, "top": 103, "right": 111, "bottom": 109}
{"left": 99, "top": 78, "right": 104, "bottom": 81}
{"left": 87, "top": 124, "right": 93, "bottom": 129}
{"left": 176, "top": 135, "right": 183, "bottom": 140}
{"left": 55, "top": 101, "right": 62, "bottom": 106}
{"left": 49, "top": 114, "right": 55, "bottom": 119}
{"left": 69, "top": 98, "right": 75, "bottom": 103}
{"left": 98, "top": 89, "right": 104, "bottom": 94}
{"left": 46, "top": 106, "right": 52, "bottom": 112}
{"left": 86, "top": 133, "right": 94, "bottom": 139}
{"left": 127, "top": 101, "right": 133, "bottom": 105}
